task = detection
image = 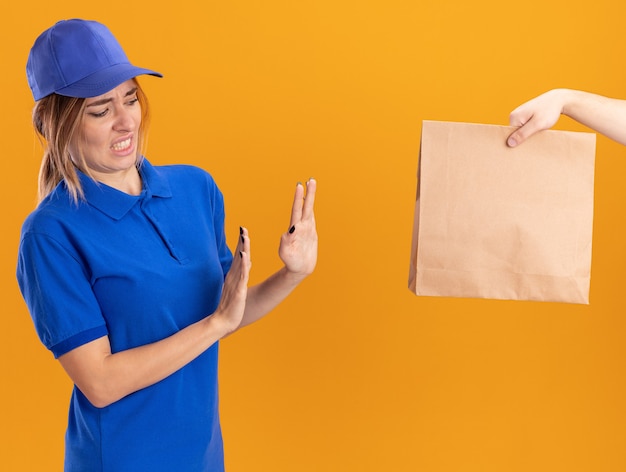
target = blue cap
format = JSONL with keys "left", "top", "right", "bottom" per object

{"left": 26, "top": 19, "right": 162, "bottom": 101}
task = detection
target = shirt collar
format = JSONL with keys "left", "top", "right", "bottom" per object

{"left": 78, "top": 158, "right": 172, "bottom": 220}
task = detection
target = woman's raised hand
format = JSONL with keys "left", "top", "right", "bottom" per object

{"left": 213, "top": 226, "right": 252, "bottom": 336}
{"left": 279, "top": 179, "right": 318, "bottom": 280}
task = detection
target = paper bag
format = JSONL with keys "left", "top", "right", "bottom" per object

{"left": 408, "top": 120, "right": 596, "bottom": 304}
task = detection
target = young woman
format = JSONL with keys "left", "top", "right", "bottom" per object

{"left": 17, "top": 18, "right": 317, "bottom": 472}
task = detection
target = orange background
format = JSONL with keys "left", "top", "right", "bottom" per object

{"left": 2, "top": 1, "right": 626, "bottom": 471}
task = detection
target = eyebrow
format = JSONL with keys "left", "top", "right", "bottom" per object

{"left": 86, "top": 87, "right": 138, "bottom": 108}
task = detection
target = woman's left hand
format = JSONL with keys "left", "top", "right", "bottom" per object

{"left": 279, "top": 179, "right": 318, "bottom": 279}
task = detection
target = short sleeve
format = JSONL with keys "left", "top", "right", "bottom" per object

{"left": 17, "top": 232, "right": 108, "bottom": 358}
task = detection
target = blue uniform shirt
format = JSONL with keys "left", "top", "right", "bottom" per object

{"left": 17, "top": 159, "right": 233, "bottom": 472}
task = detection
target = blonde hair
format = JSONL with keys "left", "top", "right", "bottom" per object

{"left": 32, "top": 79, "right": 151, "bottom": 204}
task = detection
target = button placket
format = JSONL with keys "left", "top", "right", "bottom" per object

{"left": 140, "top": 199, "right": 185, "bottom": 263}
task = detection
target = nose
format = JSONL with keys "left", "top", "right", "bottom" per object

{"left": 112, "top": 105, "right": 138, "bottom": 132}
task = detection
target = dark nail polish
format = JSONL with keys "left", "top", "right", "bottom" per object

{"left": 239, "top": 226, "right": 243, "bottom": 235}
{"left": 241, "top": 235, "right": 245, "bottom": 244}
{"left": 289, "top": 225, "right": 295, "bottom": 234}
{"left": 239, "top": 251, "right": 243, "bottom": 258}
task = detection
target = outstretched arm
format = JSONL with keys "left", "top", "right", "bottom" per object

{"left": 239, "top": 178, "right": 318, "bottom": 328}
{"left": 507, "top": 89, "right": 626, "bottom": 147}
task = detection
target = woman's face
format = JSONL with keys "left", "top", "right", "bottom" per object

{"left": 70, "top": 80, "right": 142, "bottom": 186}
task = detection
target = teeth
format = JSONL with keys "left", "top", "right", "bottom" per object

{"left": 112, "top": 138, "right": 131, "bottom": 151}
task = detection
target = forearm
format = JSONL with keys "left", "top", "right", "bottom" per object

{"left": 239, "top": 267, "right": 307, "bottom": 328}
{"left": 60, "top": 315, "right": 230, "bottom": 408}
{"left": 101, "top": 317, "right": 227, "bottom": 402}
{"left": 560, "top": 89, "right": 626, "bottom": 145}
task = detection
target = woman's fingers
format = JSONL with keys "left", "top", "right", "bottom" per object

{"left": 288, "top": 179, "right": 317, "bottom": 229}
{"left": 237, "top": 226, "right": 250, "bottom": 261}
{"left": 289, "top": 182, "right": 305, "bottom": 228}
{"left": 301, "top": 179, "right": 316, "bottom": 221}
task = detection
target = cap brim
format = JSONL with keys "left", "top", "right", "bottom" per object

{"left": 54, "top": 63, "right": 162, "bottom": 98}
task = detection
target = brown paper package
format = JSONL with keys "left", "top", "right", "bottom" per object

{"left": 409, "top": 120, "right": 596, "bottom": 304}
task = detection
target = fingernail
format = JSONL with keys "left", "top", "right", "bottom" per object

{"left": 507, "top": 137, "right": 517, "bottom": 147}
{"left": 241, "top": 235, "right": 245, "bottom": 244}
{"left": 239, "top": 226, "right": 243, "bottom": 235}
{"left": 297, "top": 181, "right": 303, "bottom": 187}
{"left": 289, "top": 225, "right": 295, "bottom": 234}
{"left": 239, "top": 251, "right": 243, "bottom": 258}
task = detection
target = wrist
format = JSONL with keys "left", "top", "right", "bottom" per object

{"left": 556, "top": 88, "right": 581, "bottom": 118}
{"left": 203, "top": 311, "right": 237, "bottom": 339}
{"left": 280, "top": 265, "right": 310, "bottom": 286}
